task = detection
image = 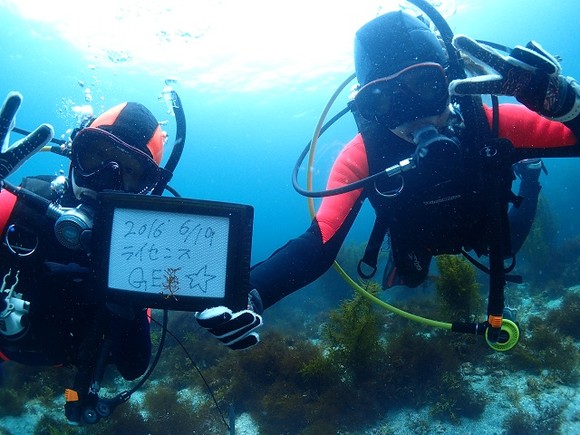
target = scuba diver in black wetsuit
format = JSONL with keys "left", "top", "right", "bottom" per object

{"left": 0, "top": 92, "right": 173, "bottom": 423}
{"left": 196, "top": 7, "right": 580, "bottom": 349}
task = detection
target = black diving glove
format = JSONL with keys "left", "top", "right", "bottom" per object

{"left": 0, "top": 92, "right": 54, "bottom": 182}
{"left": 450, "top": 36, "right": 580, "bottom": 122}
{"left": 195, "top": 289, "right": 264, "bottom": 350}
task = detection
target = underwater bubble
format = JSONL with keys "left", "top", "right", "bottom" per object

{"left": 84, "top": 88, "right": 93, "bottom": 103}
{"left": 107, "top": 49, "right": 132, "bottom": 63}
{"left": 72, "top": 104, "right": 94, "bottom": 122}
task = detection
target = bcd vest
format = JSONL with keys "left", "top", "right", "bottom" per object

{"left": 0, "top": 176, "right": 98, "bottom": 366}
{"left": 355, "top": 99, "right": 516, "bottom": 277}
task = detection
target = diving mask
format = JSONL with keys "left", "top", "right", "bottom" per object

{"left": 354, "top": 62, "right": 449, "bottom": 129}
{"left": 71, "top": 127, "right": 171, "bottom": 194}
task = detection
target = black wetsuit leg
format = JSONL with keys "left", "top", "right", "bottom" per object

{"left": 110, "top": 310, "right": 151, "bottom": 380}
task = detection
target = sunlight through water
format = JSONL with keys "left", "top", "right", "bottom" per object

{"left": 0, "top": 0, "right": 459, "bottom": 92}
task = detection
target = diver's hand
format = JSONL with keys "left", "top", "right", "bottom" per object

{"left": 195, "top": 290, "right": 264, "bottom": 350}
{"left": 450, "top": 36, "right": 580, "bottom": 122}
{"left": 0, "top": 92, "right": 54, "bottom": 181}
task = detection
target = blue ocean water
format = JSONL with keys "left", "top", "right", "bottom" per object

{"left": 1, "top": 1, "right": 579, "bottom": 433}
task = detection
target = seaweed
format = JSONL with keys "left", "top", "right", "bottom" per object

{"left": 84, "top": 402, "right": 149, "bottom": 435}
{"left": 546, "top": 292, "right": 580, "bottom": 340}
{"left": 321, "top": 281, "right": 387, "bottom": 384}
{"left": 428, "top": 371, "right": 485, "bottom": 423}
{"left": 503, "top": 402, "right": 563, "bottom": 434}
{"left": 140, "top": 385, "right": 214, "bottom": 434}
{"left": 33, "top": 415, "right": 76, "bottom": 435}
{"left": 380, "top": 328, "right": 485, "bottom": 420}
{"left": 208, "top": 330, "right": 337, "bottom": 433}
{"left": 435, "top": 255, "right": 482, "bottom": 322}
{"left": 0, "top": 388, "right": 26, "bottom": 417}
{"left": 508, "top": 316, "right": 580, "bottom": 383}
{"left": 503, "top": 409, "right": 538, "bottom": 435}
{"left": 1, "top": 363, "right": 69, "bottom": 409}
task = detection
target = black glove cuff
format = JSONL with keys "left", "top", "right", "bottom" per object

{"left": 547, "top": 77, "right": 580, "bottom": 122}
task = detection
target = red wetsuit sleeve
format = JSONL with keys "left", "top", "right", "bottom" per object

{"left": 484, "top": 104, "right": 577, "bottom": 149}
{"left": 315, "top": 133, "right": 369, "bottom": 244}
{"left": 0, "top": 189, "right": 18, "bottom": 234}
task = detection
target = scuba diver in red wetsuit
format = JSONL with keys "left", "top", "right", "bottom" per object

{"left": 196, "top": 6, "right": 580, "bottom": 350}
{"left": 0, "top": 93, "right": 173, "bottom": 423}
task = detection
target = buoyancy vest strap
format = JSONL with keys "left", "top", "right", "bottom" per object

{"left": 358, "top": 217, "right": 388, "bottom": 279}
{"left": 0, "top": 189, "right": 17, "bottom": 234}
{"left": 480, "top": 98, "right": 512, "bottom": 342}
{"left": 459, "top": 95, "right": 491, "bottom": 157}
